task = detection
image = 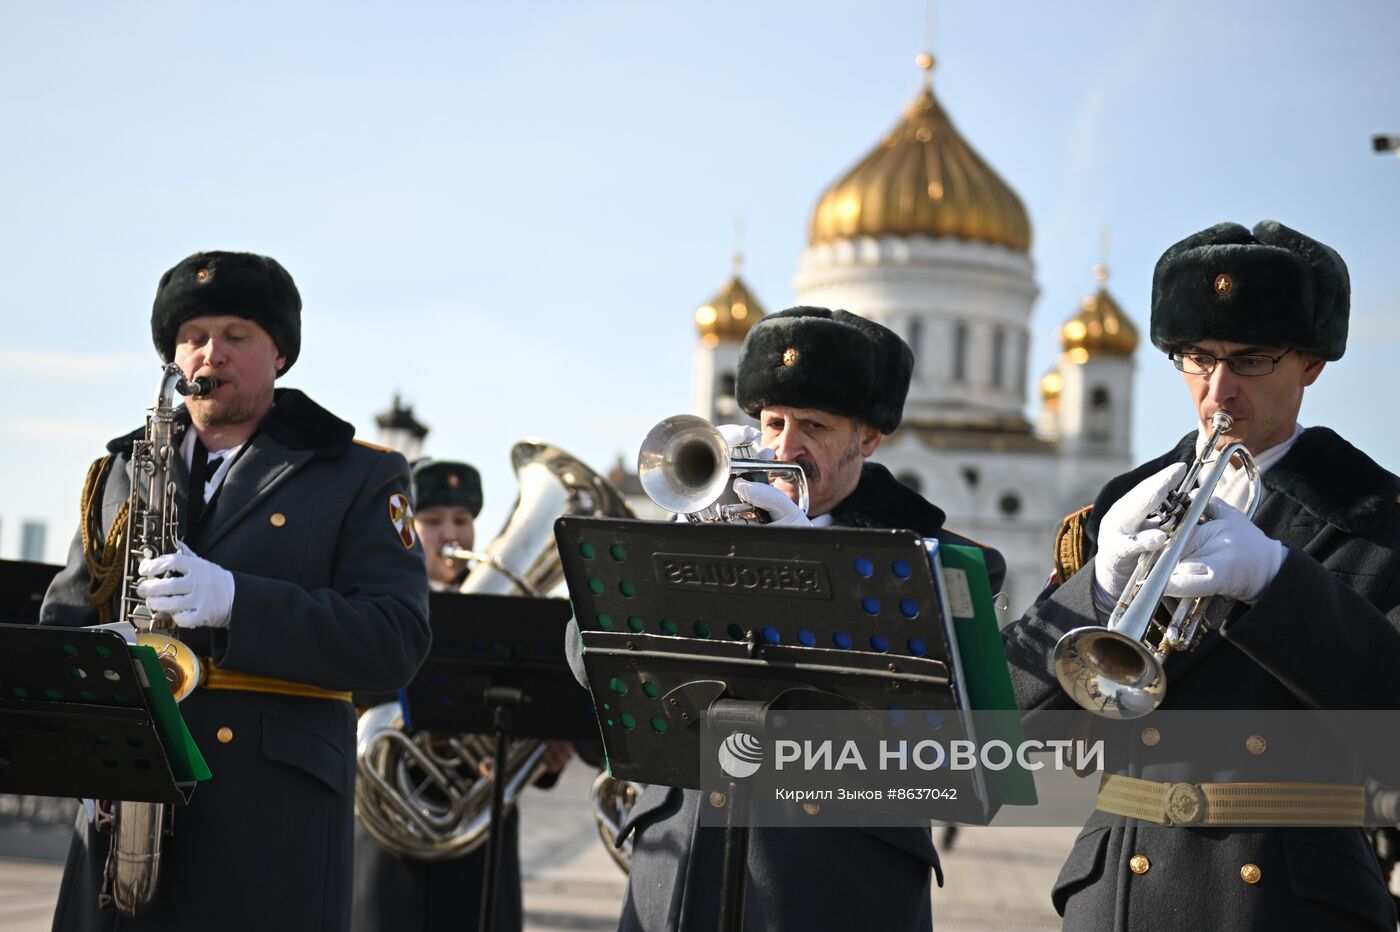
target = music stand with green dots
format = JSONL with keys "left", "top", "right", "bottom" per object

{"left": 0, "top": 623, "right": 209, "bottom": 805}
{"left": 554, "top": 517, "right": 1018, "bottom": 932}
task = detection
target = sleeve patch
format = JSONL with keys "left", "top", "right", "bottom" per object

{"left": 388, "top": 493, "right": 416, "bottom": 549}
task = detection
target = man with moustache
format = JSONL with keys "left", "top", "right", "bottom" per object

{"left": 40, "top": 250, "right": 432, "bottom": 931}
{"left": 1003, "top": 221, "right": 1400, "bottom": 930}
{"left": 612, "top": 306, "right": 1007, "bottom": 931}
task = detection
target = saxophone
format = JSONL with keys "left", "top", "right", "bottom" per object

{"left": 95, "top": 361, "right": 213, "bottom": 916}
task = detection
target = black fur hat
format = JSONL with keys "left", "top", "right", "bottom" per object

{"left": 151, "top": 251, "right": 302, "bottom": 374}
{"left": 1151, "top": 220, "right": 1349, "bottom": 360}
{"left": 737, "top": 306, "right": 913, "bottom": 434}
{"left": 411, "top": 459, "right": 483, "bottom": 516}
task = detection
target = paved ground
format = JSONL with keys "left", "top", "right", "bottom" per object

{"left": 0, "top": 768, "right": 1077, "bottom": 930}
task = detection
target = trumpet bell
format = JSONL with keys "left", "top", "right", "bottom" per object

{"left": 637, "top": 415, "right": 732, "bottom": 515}
{"left": 1052, "top": 626, "right": 1165, "bottom": 720}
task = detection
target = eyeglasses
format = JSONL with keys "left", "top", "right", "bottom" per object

{"left": 1170, "top": 348, "right": 1292, "bottom": 378}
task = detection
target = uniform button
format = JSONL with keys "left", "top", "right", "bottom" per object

{"left": 1240, "top": 863, "right": 1262, "bottom": 884}
{"left": 270, "top": 513, "right": 287, "bottom": 527}
{"left": 802, "top": 803, "right": 821, "bottom": 816}
{"left": 1245, "top": 735, "right": 1267, "bottom": 755}
{"left": 1129, "top": 855, "right": 1150, "bottom": 875}
{"left": 1141, "top": 727, "right": 1161, "bottom": 747}
{"left": 216, "top": 726, "right": 234, "bottom": 744}
{"left": 708, "top": 791, "right": 726, "bottom": 808}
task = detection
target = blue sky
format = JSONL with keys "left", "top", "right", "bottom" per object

{"left": 2, "top": 1, "right": 1397, "bottom": 561}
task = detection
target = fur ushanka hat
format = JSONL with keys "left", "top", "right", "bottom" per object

{"left": 736, "top": 306, "right": 914, "bottom": 433}
{"left": 151, "top": 250, "right": 302, "bottom": 374}
{"left": 1151, "top": 220, "right": 1349, "bottom": 360}
{"left": 411, "top": 459, "right": 483, "bottom": 515}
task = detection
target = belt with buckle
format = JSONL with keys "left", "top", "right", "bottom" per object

{"left": 202, "top": 660, "right": 354, "bottom": 703}
{"left": 1095, "top": 773, "right": 1364, "bottom": 827}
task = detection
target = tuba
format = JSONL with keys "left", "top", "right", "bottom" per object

{"left": 354, "top": 441, "right": 634, "bottom": 860}
{"left": 1052, "top": 412, "right": 1261, "bottom": 719}
{"left": 96, "top": 362, "right": 213, "bottom": 916}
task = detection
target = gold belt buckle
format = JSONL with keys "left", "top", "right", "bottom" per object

{"left": 1163, "top": 782, "right": 1205, "bottom": 826}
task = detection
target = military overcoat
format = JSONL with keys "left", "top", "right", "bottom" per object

{"left": 1003, "top": 426, "right": 1400, "bottom": 931}
{"left": 39, "top": 388, "right": 432, "bottom": 932}
{"left": 615, "top": 462, "right": 1007, "bottom": 932}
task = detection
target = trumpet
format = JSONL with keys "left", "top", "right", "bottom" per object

{"left": 1053, "top": 412, "right": 1261, "bottom": 719}
{"left": 637, "top": 415, "right": 808, "bottom": 523}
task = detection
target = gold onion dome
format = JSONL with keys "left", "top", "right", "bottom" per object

{"left": 1060, "top": 264, "right": 1139, "bottom": 361}
{"left": 695, "top": 255, "right": 767, "bottom": 344}
{"left": 808, "top": 54, "right": 1031, "bottom": 251}
{"left": 1040, "top": 369, "right": 1064, "bottom": 404}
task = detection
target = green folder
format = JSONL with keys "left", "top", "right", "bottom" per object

{"left": 939, "top": 544, "right": 1037, "bottom": 806}
{"left": 128, "top": 645, "right": 212, "bottom": 784}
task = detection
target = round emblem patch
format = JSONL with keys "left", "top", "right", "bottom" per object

{"left": 1214, "top": 273, "right": 1233, "bottom": 296}
{"left": 782, "top": 347, "right": 798, "bottom": 367}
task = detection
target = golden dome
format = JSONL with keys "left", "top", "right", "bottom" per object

{"left": 1040, "top": 369, "right": 1064, "bottom": 403}
{"left": 1060, "top": 264, "right": 1139, "bottom": 359}
{"left": 695, "top": 257, "right": 767, "bottom": 344}
{"left": 808, "top": 56, "right": 1031, "bottom": 252}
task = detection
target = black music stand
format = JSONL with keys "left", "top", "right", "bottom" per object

{"left": 555, "top": 518, "right": 999, "bottom": 931}
{"left": 402, "top": 592, "right": 593, "bottom": 932}
{"left": 0, "top": 623, "right": 205, "bottom": 804}
{"left": 0, "top": 559, "right": 62, "bottom": 623}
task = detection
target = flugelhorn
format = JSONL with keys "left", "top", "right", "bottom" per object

{"left": 637, "top": 414, "right": 808, "bottom": 523}
{"left": 1052, "top": 411, "right": 1261, "bottom": 719}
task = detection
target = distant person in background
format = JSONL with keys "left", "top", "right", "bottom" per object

{"left": 353, "top": 458, "right": 571, "bottom": 932}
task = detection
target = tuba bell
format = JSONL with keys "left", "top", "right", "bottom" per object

{"left": 1052, "top": 412, "right": 1262, "bottom": 719}
{"left": 354, "top": 440, "right": 634, "bottom": 860}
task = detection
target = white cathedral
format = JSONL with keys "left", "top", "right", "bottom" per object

{"left": 690, "top": 56, "right": 1142, "bottom": 617}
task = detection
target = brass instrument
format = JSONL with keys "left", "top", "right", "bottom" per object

{"left": 1053, "top": 412, "right": 1261, "bottom": 719}
{"left": 591, "top": 772, "right": 639, "bottom": 873}
{"left": 354, "top": 441, "right": 635, "bottom": 860}
{"left": 97, "top": 362, "right": 213, "bottom": 916}
{"left": 637, "top": 414, "right": 809, "bottom": 522}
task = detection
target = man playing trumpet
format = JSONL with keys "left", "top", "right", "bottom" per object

{"left": 1003, "top": 221, "right": 1400, "bottom": 930}
{"left": 613, "top": 306, "right": 1006, "bottom": 931}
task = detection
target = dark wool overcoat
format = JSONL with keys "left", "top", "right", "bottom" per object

{"left": 39, "top": 389, "right": 432, "bottom": 932}
{"left": 1003, "top": 427, "right": 1400, "bottom": 932}
{"left": 613, "top": 462, "right": 1007, "bottom": 932}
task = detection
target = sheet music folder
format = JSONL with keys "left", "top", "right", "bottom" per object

{"left": 555, "top": 517, "right": 1026, "bottom": 823}
{"left": 401, "top": 592, "right": 596, "bottom": 741}
{"left": 0, "top": 622, "right": 208, "bottom": 804}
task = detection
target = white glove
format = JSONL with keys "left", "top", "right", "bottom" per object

{"left": 1164, "top": 498, "right": 1286, "bottom": 604}
{"left": 1092, "top": 463, "right": 1185, "bottom": 605}
{"left": 136, "top": 542, "right": 236, "bottom": 629}
{"left": 732, "top": 477, "right": 810, "bottom": 527}
{"left": 716, "top": 423, "right": 762, "bottom": 456}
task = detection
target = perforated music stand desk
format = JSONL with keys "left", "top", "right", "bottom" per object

{"left": 0, "top": 623, "right": 202, "bottom": 804}
{"left": 402, "top": 592, "right": 594, "bottom": 932}
{"left": 555, "top": 517, "right": 993, "bottom": 931}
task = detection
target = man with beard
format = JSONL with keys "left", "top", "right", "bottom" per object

{"left": 40, "top": 250, "right": 432, "bottom": 931}
{"left": 612, "top": 306, "right": 1006, "bottom": 931}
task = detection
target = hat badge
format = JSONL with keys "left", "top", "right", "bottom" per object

{"left": 1213, "top": 273, "right": 1232, "bottom": 296}
{"left": 782, "top": 347, "right": 798, "bottom": 367}
{"left": 195, "top": 267, "right": 213, "bottom": 284}
{"left": 447, "top": 474, "right": 460, "bottom": 488}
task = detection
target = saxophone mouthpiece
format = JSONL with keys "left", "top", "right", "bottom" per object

{"left": 181, "top": 376, "right": 218, "bottom": 399}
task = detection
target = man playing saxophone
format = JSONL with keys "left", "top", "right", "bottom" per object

{"left": 39, "top": 251, "right": 432, "bottom": 931}
{"left": 1003, "top": 221, "right": 1400, "bottom": 930}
